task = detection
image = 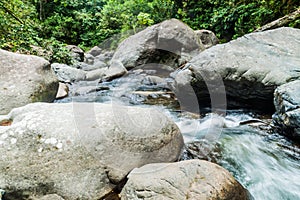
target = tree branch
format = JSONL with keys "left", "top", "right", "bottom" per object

{"left": 0, "top": 0, "right": 24, "bottom": 24}
{"left": 255, "top": 7, "right": 300, "bottom": 32}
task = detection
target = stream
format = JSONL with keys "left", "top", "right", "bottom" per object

{"left": 56, "top": 69, "right": 300, "bottom": 200}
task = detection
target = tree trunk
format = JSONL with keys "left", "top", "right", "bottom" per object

{"left": 255, "top": 7, "right": 300, "bottom": 32}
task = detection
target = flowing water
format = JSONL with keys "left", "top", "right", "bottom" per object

{"left": 173, "top": 111, "right": 300, "bottom": 200}
{"left": 56, "top": 70, "right": 300, "bottom": 200}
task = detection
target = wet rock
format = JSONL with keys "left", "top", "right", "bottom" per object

{"left": 73, "top": 85, "right": 109, "bottom": 96}
{"left": 141, "top": 75, "right": 166, "bottom": 86}
{"left": 95, "top": 51, "right": 114, "bottom": 63}
{"left": 121, "top": 159, "right": 251, "bottom": 200}
{"left": 82, "top": 60, "right": 108, "bottom": 71}
{"left": 66, "top": 45, "right": 84, "bottom": 62}
{"left": 71, "top": 61, "right": 90, "bottom": 70}
{"left": 79, "top": 60, "right": 108, "bottom": 72}
{"left": 0, "top": 102, "right": 183, "bottom": 199}
{"left": 0, "top": 49, "right": 58, "bottom": 115}
{"left": 30, "top": 194, "right": 65, "bottom": 200}
{"left": 87, "top": 46, "right": 102, "bottom": 57}
{"left": 103, "top": 60, "right": 127, "bottom": 81}
{"left": 273, "top": 80, "right": 300, "bottom": 139}
{"left": 85, "top": 68, "right": 106, "bottom": 81}
{"left": 111, "top": 19, "right": 204, "bottom": 70}
{"left": 51, "top": 63, "right": 86, "bottom": 82}
{"left": 84, "top": 53, "right": 95, "bottom": 64}
{"left": 173, "top": 27, "right": 300, "bottom": 112}
{"left": 195, "top": 29, "right": 219, "bottom": 49}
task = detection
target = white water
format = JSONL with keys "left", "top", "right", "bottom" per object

{"left": 172, "top": 111, "right": 300, "bottom": 200}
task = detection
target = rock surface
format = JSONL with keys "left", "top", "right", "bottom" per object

{"left": 195, "top": 29, "right": 219, "bottom": 49}
{"left": 31, "top": 194, "right": 65, "bottom": 200}
{"left": 0, "top": 49, "right": 59, "bottom": 115}
{"left": 52, "top": 61, "right": 127, "bottom": 82}
{"left": 87, "top": 46, "right": 102, "bottom": 57}
{"left": 0, "top": 102, "right": 183, "bottom": 199}
{"left": 55, "top": 82, "right": 69, "bottom": 99}
{"left": 121, "top": 159, "right": 251, "bottom": 200}
{"left": 111, "top": 19, "right": 204, "bottom": 70}
{"left": 51, "top": 63, "right": 87, "bottom": 82}
{"left": 66, "top": 45, "right": 84, "bottom": 62}
{"left": 173, "top": 27, "right": 300, "bottom": 112}
{"left": 273, "top": 80, "right": 300, "bottom": 139}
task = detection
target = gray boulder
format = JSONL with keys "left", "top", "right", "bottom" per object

{"left": 95, "top": 51, "right": 114, "bottom": 63}
{"left": 195, "top": 29, "right": 219, "bottom": 49}
{"left": 103, "top": 60, "right": 128, "bottom": 81}
{"left": 273, "top": 80, "right": 300, "bottom": 139}
{"left": 82, "top": 60, "right": 108, "bottom": 71}
{"left": 173, "top": 27, "right": 300, "bottom": 112}
{"left": 121, "top": 159, "right": 251, "bottom": 200}
{"left": 52, "top": 62, "right": 126, "bottom": 82}
{"left": 85, "top": 68, "right": 106, "bottom": 81}
{"left": 51, "top": 63, "right": 86, "bottom": 82}
{"left": 0, "top": 102, "right": 183, "bottom": 199}
{"left": 111, "top": 19, "right": 204, "bottom": 70}
{"left": 0, "top": 49, "right": 58, "bottom": 115}
{"left": 66, "top": 45, "right": 84, "bottom": 62}
{"left": 87, "top": 46, "right": 102, "bottom": 57}
{"left": 84, "top": 53, "right": 95, "bottom": 64}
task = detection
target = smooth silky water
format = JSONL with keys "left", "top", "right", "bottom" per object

{"left": 56, "top": 72, "right": 300, "bottom": 200}
{"left": 171, "top": 111, "right": 300, "bottom": 200}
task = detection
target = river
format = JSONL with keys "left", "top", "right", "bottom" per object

{"left": 56, "top": 69, "right": 300, "bottom": 200}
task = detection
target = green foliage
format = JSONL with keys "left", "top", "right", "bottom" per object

{"left": 0, "top": 0, "right": 299, "bottom": 64}
{"left": 177, "top": 0, "right": 299, "bottom": 41}
{"left": 99, "top": 0, "right": 174, "bottom": 34}
{"left": 39, "top": 0, "right": 105, "bottom": 47}
{"left": 0, "top": 0, "right": 39, "bottom": 52}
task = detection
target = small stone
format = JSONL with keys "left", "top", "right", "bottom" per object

{"left": 1, "top": 133, "right": 8, "bottom": 140}
{"left": 45, "top": 137, "right": 57, "bottom": 145}
{"left": 38, "top": 147, "right": 43, "bottom": 153}
{"left": 56, "top": 143, "right": 63, "bottom": 149}
{"left": 10, "top": 138, "right": 17, "bottom": 144}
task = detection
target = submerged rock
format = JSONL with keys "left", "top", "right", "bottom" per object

{"left": 0, "top": 49, "right": 59, "bottom": 115}
{"left": 0, "top": 102, "right": 183, "bottom": 199}
{"left": 111, "top": 19, "right": 204, "bottom": 70}
{"left": 273, "top": 80, "right": 300, "bottom": 139}
{"left": 121, "top": 159, "right": 251, "bottom": 200}
{"left": 173, "top": 27, "right": 300, "bottom": 112}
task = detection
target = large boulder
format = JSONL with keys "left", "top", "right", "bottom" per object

{"left": 0, "top": 102, "right": 183, "bottom": 199}
{"left": 121, "top": 159, "right": 251, "bottom": 200}
{"left": 173, "top": 27, "right": 300, "bottom": 112}
{"left": 0, "top": 49, "right": 59, "bottom": 115}
{"left": 273, "top": 80, "right": 300, "bottom": 139}
{"left": 111, "top": 19, "right": 204, "bottom": 70}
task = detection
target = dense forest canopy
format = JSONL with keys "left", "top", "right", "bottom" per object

{"left": 0, "top": 0, "right": 299, "bottom": 63}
